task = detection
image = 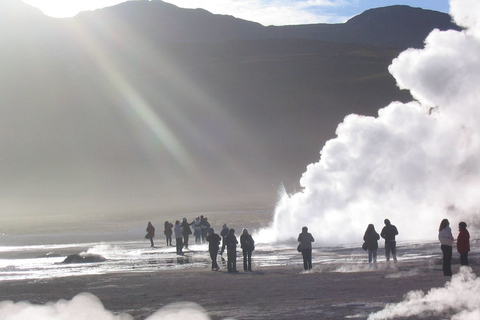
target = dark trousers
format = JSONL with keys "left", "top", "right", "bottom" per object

{"left": 149, "top": 237, "right": 154, "bottom": 247}
{"left": 183, "top": 234, "right": 189, "bottom": 249}
{"left": 166, "top": 234, "right": 172, "bottom": 246}
{"left": 176, "top": 237, "right": 183, "bottom": 254}
{"left": 210, "top": 250, "right": 219, "bottom": 269}
{"left": 227, "top": 248, "right": 237, "bottom": 272}
{"left": 460, "top": 252, "right": 469, "bottom": 266}
{"left": 441, "top": 245, "right": 452, "bottom": 276}
{"left": 385, "top": 240, "right": 397, "bottom": 261}
{"left": 243, "top": 249, "right": 252, "bottom": 271}
{"left": 301, "top": 248, "right": 312, "bottom": 270}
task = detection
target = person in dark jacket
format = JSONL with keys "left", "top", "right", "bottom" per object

{"left": 225, "top": 228, "right": 238, "bottom": 272}
{"left": 173, "top": 220, "right": 183, "bottom": 255}
{"left": 380, "top": 219, "right": 399, "bottom": 264}
{"left": 206, "top": 228, "right": 221, "bottom": 271}
{"left": 297, "top": 226, "right": 315, "bottom": 271}
{"left": 220, "top": 224, "right": 229, "bottom": 255}
{"left": 457, "top": 222, "right": 470, "bottom": 266}
{"left": 164, "top": 221, "right": 173, "bottom": 246}
{"left": 146, "top": 222, "right": 155, "bottom": 247}
{"left": 240, "top": 229, "right": 255, "bottom": 272}
{"left": 181, "top": 218, "right": 193, "bottom": 249}
{"left": 363, "top": 224, "right": 380, "bottom": 265}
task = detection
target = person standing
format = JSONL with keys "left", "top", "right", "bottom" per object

{"left": 164, "top": 221, "right": 173, "bottom": 246}
{"left": 380, "top": 219, "right": 399, "bottom": 264}
{"left": 240, "top": 229, "right": 255, "bottom": 272}
{"left": 206, "top": 228, "right": 221, "bottom": 271}
{"left": 225, "top": 228, "right": 239, "bottom": 272}
{"left": 173, "top": 220, "right": 183, "bottom": 255}
{"left": 363, "top": 224, "right": 380, "bottom": 266}
{"left": 146, "top": 222, "right": 155, "bottom": 247}
{"left": 193, "top": 217, "right": 202, "bottom": 244}
{"left": 201, "top": 216, "right": 210, "bottom": 243}
{"left": 438, "top": 219, "right": 454, "bottom": 276}
{"left": 297, "top": 226, "right": 314, "bottom": 271}
{"left": 181, "top": 218, "right": 192, "bottom": 249}
{"left": 457, "top": 221, "right": 470, "bottom": 266}
{"left": 220, "top": 224, "right": 229, "bottom": 255}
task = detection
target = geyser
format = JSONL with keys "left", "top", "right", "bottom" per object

{"left": 258, "top": 0, "right": 480, "bottom": 245}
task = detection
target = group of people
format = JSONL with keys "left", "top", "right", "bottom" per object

{"left": 438, "top": 219, "right": 470, "bottom": 276}
{"left": 149, "top": 217, "right": 471, "bottom": 275}
{"left": 362, "top": 219, "right": 399, "bottom": 266}
{"left": 145, "top": 220, "right": 256, "bottom": 273}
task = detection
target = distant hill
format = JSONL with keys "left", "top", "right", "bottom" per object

{"left": 72, "top": 1, "right": 460, "bottom": 49}
{"left": 0, "top": 0, "right": 461, "bottom": 216}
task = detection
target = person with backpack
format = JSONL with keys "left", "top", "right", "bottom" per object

{"left": 145, "top": 222, "right": 155, "bottom": 247}
{"left": 363, "top": 224, "right": 380, "bottom": 266}
{"left": 297, "top": 226, "right": 315, "bottom": 271}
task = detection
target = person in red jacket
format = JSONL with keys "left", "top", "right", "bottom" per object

{"left": 457, "top": 222, "right": 470, "bottom": 266}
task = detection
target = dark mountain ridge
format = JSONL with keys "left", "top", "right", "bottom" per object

{"left": 0, "top": 1, "right": 461, "bottom": 216}
{"left": 70, "top": 1, "right": 460, "bottom": 49}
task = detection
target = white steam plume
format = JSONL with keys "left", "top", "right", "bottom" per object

{"left": 368, "top": 267, "right": 480, "bottom": 319}
{"left": 257, "top": 0, "right": 480, "bottom": 245}
{"left": 0, "top": 293, "right": 214, "bottom": 320}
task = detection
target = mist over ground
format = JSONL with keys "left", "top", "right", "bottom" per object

{"left": 258, "top": 0, "right": 480, "bottom": 245}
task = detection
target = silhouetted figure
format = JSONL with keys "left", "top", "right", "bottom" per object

{"left": 146, "top": 222, "right": 155, "bottom": 247}
{"left": 457, "top": 221, "right": 470, "bottom": 266}
{"left": 363, "top": 224, "right": 380, "bottom": 265}
{"left": 240, "top": 229, "right": 255, "bottom": 271}
{"left": 438, "top": 218, "right": 454, "bottom": 276}
{"left": 181, "top": 218, "right": 193, "bottom": 249}
{"left": 225, "top": 228, "right": 238, "bottom": 272}
{"left": 380, "top": 219, "right": 399, "bottom": 264}
{"left": 173, "top": 220, "right": 183, "bottom": 255}
{"left": 206, "top": 228, "right": 221, "bottom": 271}
{"left": 220, "top": 224, "right": 229, "bottom": 255}
{"left": 193, "top": 217, "right": 202, "bottom": 244}
{"left": 164, "top": 221, "right": 173, "bottom": 246}
{"left": 201, "top": 216, "right": 210, "bottom": 243}
{"left": 297, "top": 226, "right": 315, "bottom": 270}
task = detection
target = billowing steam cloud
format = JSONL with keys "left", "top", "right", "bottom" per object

{"left": 258, "top": 0, "right": 480, "bottom": 245}
{"left": 0, "top": 293, "right": 212, "bottom": 320}
{"left": 368, "top": 267, "right": 480, "bottom": 319}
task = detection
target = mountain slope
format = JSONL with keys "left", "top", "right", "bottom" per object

{"left": 0, "top": 1, "right": 455, "bottom": 217}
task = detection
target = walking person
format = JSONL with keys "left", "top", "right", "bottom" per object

{"left": 164, "top": 221, "right": 173, "bottom": 246}
{"left": 363, "top": 224, "right": 380, "bottom": 266}
{"left": 438, "top": 218, "right": 454, "bottom": 276}
{"left": 173, "top": 220, "right": 183, "bottom": 255}
{"left": 206, "top": 228, "right": 221, "bottom": 271}
{"left": 145, "top": 222, "right": 155, "bottom": 247}
{"left": 220, "top": 224, "right": 229, "bottom": 255}
{"left": 240, "top": 229, "right": 255, "bottom": 272}
{"left": 457, "top": 221, "right": 470, "bottom": 266}
{"left": 297, "top": 226, "right": 314, "bottom": 271}
{"left": 225, "top": 228, "right": 238, "bottom": 272}
{"left": 181, "top": 218, "right": 192, "bottom": 249}
{"left": 380, "top": 219, "right": 399, "bottom": 264}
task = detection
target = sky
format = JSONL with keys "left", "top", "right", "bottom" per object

{"left": 22, "top": 0, "right": 451, "bottom": 26}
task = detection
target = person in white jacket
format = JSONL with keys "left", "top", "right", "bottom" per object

{"left": 438, "top": 219, "right": 454, "bottom": 276}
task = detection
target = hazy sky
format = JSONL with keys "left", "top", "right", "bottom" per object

{"left": 23, "top": 0, "right": 450, "bottom": 25}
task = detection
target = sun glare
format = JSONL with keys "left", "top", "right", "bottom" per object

{"left": 22, "top": 0, "right": 128, "bottom": 18}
